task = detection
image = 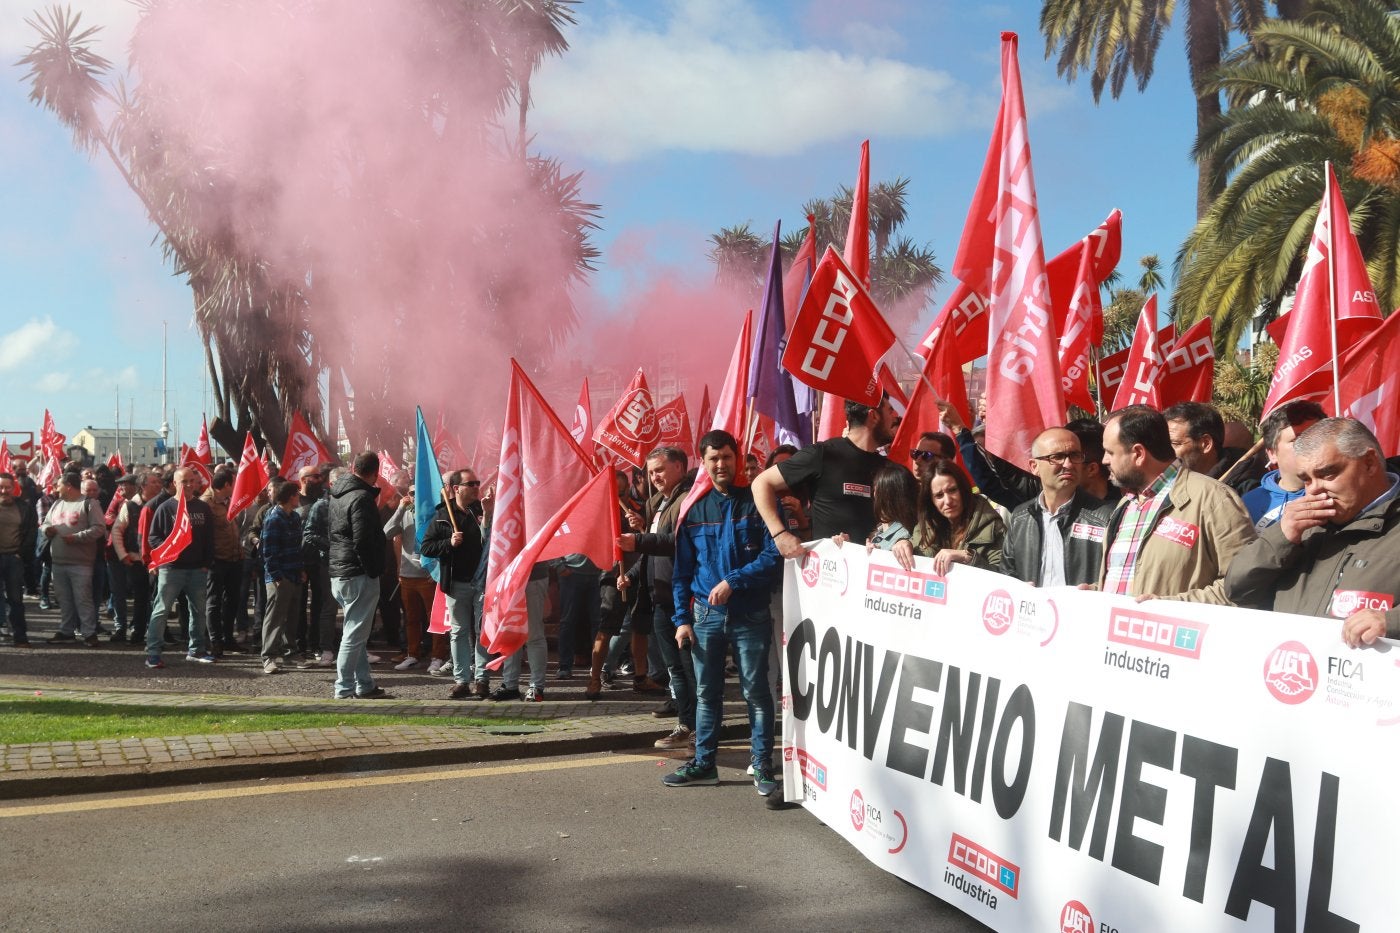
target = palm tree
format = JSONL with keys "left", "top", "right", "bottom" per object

{"left": 712, "top": 177, "right": 943, "bottom": 326}
{"left": 1172, "top": 0, "right": 1400, "bottom": 352}
{"left": 1138, "top": 254, "right": 1165, "bottom": 293}
{"left": 20, "top": 1, "right": 597, "bottom": 452}
{"left": 1039, "top": 0, "right": 1309, "bottom": 217}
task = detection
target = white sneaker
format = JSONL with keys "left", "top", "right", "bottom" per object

{"left": 394, "top": 656, "right": 420, "bottom": 671}
{"left": 427, "top": 658, "right": 444, "bottom": 674}
{"left": 263, "top": 659, "right": 279, "bottom": 675}
{"left": 367, "top": 653, "right": 382, "bottom": 664}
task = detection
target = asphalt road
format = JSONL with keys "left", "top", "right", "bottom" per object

{"left": 0, "top": 745, "right": 992, "bottom": 932}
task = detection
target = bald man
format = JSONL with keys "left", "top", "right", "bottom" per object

{"left": 1001, "top": 427, "right": 1114, "bottom": 587}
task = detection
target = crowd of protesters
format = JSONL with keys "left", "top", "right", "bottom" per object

{"left": 2, "top": 395, "right": 1397, "bottom": 804}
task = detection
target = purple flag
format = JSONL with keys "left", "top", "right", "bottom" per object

{"left": 747, "top": 220, "right": 808, "bottom": 447}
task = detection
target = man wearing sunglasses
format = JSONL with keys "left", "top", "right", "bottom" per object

{"left": 908, "top": 432, "right": 956, "bottom": 484}
{"left": 420, "top": 469, "right": 491, "bottom": 700}
{"left": 1001, "top": 428, "right": 1113, "bottom": 587}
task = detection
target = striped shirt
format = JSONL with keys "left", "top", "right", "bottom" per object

{"left": 1103, "top": 461, "right": 1182, "bottom": 596}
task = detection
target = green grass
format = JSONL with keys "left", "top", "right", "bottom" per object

{"left": 0, "top": 698, "right": 530, "bottom": 745}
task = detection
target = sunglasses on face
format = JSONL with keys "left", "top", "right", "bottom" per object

{"left": 910, "top": 450, "right": 946, "bottom": 463}
{"left": 459, "top": 481, "right": 481, "bottom": 488}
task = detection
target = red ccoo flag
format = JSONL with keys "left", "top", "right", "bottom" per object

{"left": 148, "top": 493, "right": 193, "bottom": 569}
{"left": 952, "top": 33, "right": 1065, "bottom": 460}
{"left": 1159, "top": 317, "right": 1215, "bottom": 406}
{"left": 888, "top": 320, "right": 969, "bottom": 468}
{"left": 1057, "top": 211, "right": 1123, "bottom": 411}
{"left": 1098, "top": 323, "right": 1175, "bottom": 403}
{"left": 279, "top": 411, "right": 335, "bottom": 479}
{"left": 481, "top": 360, "right": 597, "bottom": 663}
{"left": 594, "top": 368, "right": 661, "bottom": 469}
{"left": 227, "top": 433, "right": 270, "bottom": 520}
{"left": 1110, "top": 295, "right": 1166, "bottom": 411}
{"left": 1265, "top": 163, "right": 1382, "bottom": 414}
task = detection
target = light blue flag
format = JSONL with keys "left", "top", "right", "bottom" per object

{"left": 414, "top": 406, "right": 445, "bottom": 583}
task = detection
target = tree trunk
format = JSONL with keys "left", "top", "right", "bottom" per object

{"left": 1186, "top": 0, "right": 1226, "bottom": 219}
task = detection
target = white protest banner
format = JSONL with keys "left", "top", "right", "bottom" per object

{"left": 781, "top": 540, "right": 1397, "bottom": 932}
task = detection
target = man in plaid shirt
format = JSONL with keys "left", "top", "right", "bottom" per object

{"left": 1098, "top": 406, "right": 1255, "bottom": 604}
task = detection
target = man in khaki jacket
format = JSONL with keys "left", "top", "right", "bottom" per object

{"left": 1098, "top": 405, "right": 1256, "bottom": 604}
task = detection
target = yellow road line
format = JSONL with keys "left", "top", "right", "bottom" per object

{"left": 0, "top": 753, "right": 655, "bottom": 819}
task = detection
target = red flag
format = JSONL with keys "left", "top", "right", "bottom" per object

{"left": 919, "top": 282, "right": 989, "bottom": 366}
{"left": 694, "top": 385, "right": 713, "bottom": 450}
{"left": 148, "top": 493, "right": 193, "bottom": 569}
{"left": 481, "top": 360, "right": 598, "bottom": 661}
{"left": 1297, "top": 310, "right": 1400, "bottom": 455}
{"left": 193, "top": 417, "right": 213, "bottom": 465}
{"left": 38, "top": 454, "right": 61, "bottom": 494}
{"left": 844, "top": 139, "right": 871, "bottom": 287}
{"left": 1110, "top": 296, "right": 1167, "bottom": 410}
{"left": 889, "top": 321, "right": 970, "bottom": 468}
{"left": 228, "top": 433, "right": 270, "bottom": 520}
{"left": 1056, "top": 211, "right": 1123, "bottom": 411}
{"left": 40, "top": 410, "right": 66, "bottom": 462}
{"left": 953, "top": 33, "right": 1065, "bottom": 461}
{"left": 377, "top": 449, "right": 401, "bottom": 486}
{"left": 107, "top": 450, "right": 125, "bottom": 473}
{"left": 483, "top": 469, "right": 619, "bottom": 666}
{"left": 427, "top": 584, "right": 450, "bottom": 635}
{"left": 0, "top": 440, "right": 9, "bottom": 476}
{"left": 1265, "top": 163, "right": 1382, "bottom": 414}
{"left": 1098, "top": 323, "right": 1175, "bottom": 403}
{"left": 278, "top": 411, "right": 335, "bottom": 479}
{"left": 655, "top": 394, "right": 695, "bottom": 463}
{"left": 713, "top": 311, "right": 754, "bottom": 457}
{"left": 746, "top": 414, "right": 774, "bottom": 466}
{"left": 1046, "top": 210, "right": 1122, "bottom": 347}
{"left": 179, "top": 445, "right": 213, "bottom": 489}
{"left": 782, "top": 247, "right": 904, "bottom": 408}
{"left": 1159, "top": 317, "right": 1215, "bottom": 406}
{"left": 570, "top": 378, "right": 593, "bottom": 449}
{"left": 433, "top": 412, "right": 472, "bottom": 472}
{"left": 594, "top": 369, "right": 662, "bottom": 469}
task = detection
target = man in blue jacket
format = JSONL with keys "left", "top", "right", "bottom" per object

{"left": 665, "top": 429, "right": 782, "bottom": 795}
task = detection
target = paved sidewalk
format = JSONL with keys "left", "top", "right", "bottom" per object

{"left": 0, "top": 680, "right": 753, "bottom": 800}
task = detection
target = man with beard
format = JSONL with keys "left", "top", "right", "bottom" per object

{"left": 753, "top": 396, "right": 905, "bottom": 557}
{"left": 1098, "top": 405, "right": 1255, "bottom": 604}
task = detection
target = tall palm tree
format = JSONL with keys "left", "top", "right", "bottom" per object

{"left": 1172, "top": 0, "right": 1400, "bottom": 352}
{"left": 1138, "top": 253, "right": 1166, "bottom": 293}
{"left": 1039, "top": 0, "right": 1309, "bottom": 217}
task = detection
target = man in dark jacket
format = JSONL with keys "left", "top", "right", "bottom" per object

{"left": 420, "top": 469, "right": 488, "bottom": 700}
{"left": 0, "top": 471, "right": 37, "bottom": 646}
{"left": 1225, "top": 419, "right": 1400, "bottom": 647}
{"left": 144, "top": 468, "right": 216, "bottom": 668}
{"left": 328, "top": 454, "right": 389, "bottom": 699}
{"left": 1002, "top": 428, "right": 1113, "bottom": 587}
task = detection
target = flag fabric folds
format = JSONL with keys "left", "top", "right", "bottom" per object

{"left": 888, "top": 321, "right": 969, "bottom": 469}
{"left": 193, "top": 417, "right": 213, "bottom": 465}
{"left": 748, "top": 220, "right": 807, "bottom": 447}
{"left": 148, "top": 494, "right": 192, "bottom": 569}
{"left": 1325, "top": 310, "right": 1400, "bottom": 456}
{"left": 107, "top": 450, "right": 125, "bottom": 473}
{"left": 279, "top": 411, "right": 335, "bottom": 479}
{"left": 0, "top": 440, "right": 9, "bottom": 475}
{"left": 227, "top": 433, "right": 270, "bottom": 520}
{"left": 570, "top": 379, "right": 593, "bottom": 449}
{"left": 952, "top": 32, "right": 1065, "bottom": 461}
{"left": 1111, "top": 295, "right": 1166, "bottom": 411}
{"left": 594, "top": 368, "right": 661, "bottom": 469}
{"left": 413, "top": 406, "right": 446, "bottom": 584}
{"left": 481, "top": 361, "right": 597, "bottom": 662}
{"left": 655, "top": 395, "right": 695, "bottom": 463}
{"left": 1159, "top": 317, "right": 1215, "bottom": 407}
{"left": 40, "top": 410, "right": 66, "bottom": 463}
{"left": 1264, "top": 163, "right": 1382, "bottom": 414}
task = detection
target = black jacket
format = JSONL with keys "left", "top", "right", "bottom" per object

{"left": 419, "top": 501, "right": 484, "bottom": 592}
{"left": 955, "top": 428, "right": 1039, "bottom": 512}
{"left": 328, "top": 473, "right": 386, "bottom": 579}
{"left": 624, "top": 470, "right": 697, "bottom": 607}
{"left": 1001, "top": 489, "right": 1114, "bottom": 587}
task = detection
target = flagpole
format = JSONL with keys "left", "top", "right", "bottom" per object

{"left": 1325, "top": 162, "right": 1343, "bottom": 413}
{"left": 1091, "top": 346, "right": 1104, "bottom": 418}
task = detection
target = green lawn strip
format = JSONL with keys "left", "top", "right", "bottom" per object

{"left": 0, "top": 699, "right": 538, "bottom": 745}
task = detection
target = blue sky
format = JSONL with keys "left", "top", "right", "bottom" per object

{"left": 0, "top": 0, "right": 1200, "bottom": 447}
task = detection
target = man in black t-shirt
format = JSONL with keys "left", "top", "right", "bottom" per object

{"left": 753, "top": 396, "right": 904, "bottom": 558}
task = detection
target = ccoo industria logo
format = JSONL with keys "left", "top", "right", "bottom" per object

{"left": 1107, "top": 609, "right": 1206, "bottom": 658}
{"left": 866, "top": 566, "right": 947, "bottom": 604}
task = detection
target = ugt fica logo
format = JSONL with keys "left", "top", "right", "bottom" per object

{"left": 1264, "top": 640, "right": 1318, "bottom": 705}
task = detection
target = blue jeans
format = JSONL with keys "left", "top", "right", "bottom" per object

{"left": 332, "top": 575, "right": 380, "bottom": 697}
{"left": 556, "top": 568, "right": 601, "bottom": 674}
{"left": 502, "top": 577, "right": 548, "bottom": 690}
{"left": 689, "top": 601, "right": 773, "bottom": 770}
{"left": 447, "top": 580, "right": 488, "bottom": 686}
{"left": 654, "top": 600, "right": 695, "bottom": 729}
{"left": 147, "top": 567, "right": 209, "bottom": 658}
{"left": 0, "top": 553, "right": 28, "bottom": 643}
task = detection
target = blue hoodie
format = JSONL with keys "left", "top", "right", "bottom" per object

{"left": 1242, "top": 469, "right": 1305, "bottom": 529}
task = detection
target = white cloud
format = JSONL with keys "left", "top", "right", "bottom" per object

{"left": 35, "top": 371, "right": 70, "bottom": 393}
{"left": 532, "top": 0, "right": 982, "bottom": 162}
{"left": 0, "top": 317, "right": 75, "bottom": 371}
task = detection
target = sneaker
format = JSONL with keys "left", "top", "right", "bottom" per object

{"left": 752, "top": 765, "right": 780, "bottom": 797}
{"left": 47, "top": 631, "right": 75, "bottom": 643}
{"left": 617, "top": 662, "right": 634, "bottom": 677}
{"left": 394, "top": 656, "right": 420, "bottom": 671}
{"left": 82, "top": 635, "right": 100, "bottom": 647}
{"left": 38, "top": 597, "right": 51, "bottom": 610}
{"left": 662, "top": 760, "right": 719, "bottom": 787}
{"left": 449, "top": 682, "right": 482, "bottom": 701}
{"left": 263, "top": 659, "right": 280, "bottom": 674}
{"left": 354, "top": 687, "right": 394, "bottom": 700}
{"left": 366, "top": 653, "right": 381, "bottom": 664}
{"left": 317, "top": 650, "right": 336, "bottom": 666}
{"left": 427, "top": 658, "right": 446, "bottom": 675}
{"left": 523, "top": 685, "right": 544, "bottom": 702}
{"left": 600, "top": 668, "right": 615, "bottom": 686}
{"left": 185, "top": 652, "right": 216, "bottom": 664}
{"left": 654, "top": 726, "right": 694, "bottom": 750}
{"left": 144, "top": 656, "right": 165, "bottom": 669}
{"left": 652, "top": 698, "right": 678, "bottom": 718}
{"left": 489, "top": 685, "right": 522, "bottom": 701}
